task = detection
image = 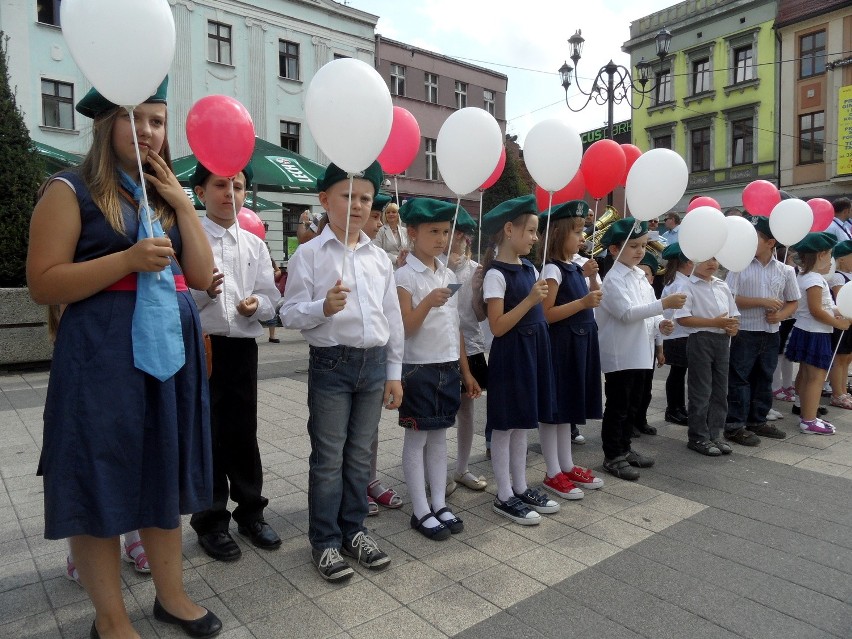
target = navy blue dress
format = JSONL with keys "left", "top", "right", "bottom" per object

{"left": 542, "top": 260, "right": 602, "bottom": 424}
{"left": 486, "top": 260, "right": 555, "bottom": 430}
{"left": 39, "top": 171, "right": 212, "bottom": 539}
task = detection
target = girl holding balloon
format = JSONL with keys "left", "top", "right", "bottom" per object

{"left": 828, "top": 241, "right": 852, "bottom": 409}
{"left": 27, "top": 84, "right": 221, "bottom": 638}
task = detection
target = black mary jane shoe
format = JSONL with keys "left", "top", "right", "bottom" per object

{"left": 153, "top": 598, "right": 223, "bottom": 639}
{"left": 433, "top": 507, "right": 464, "bottom": 534}
{"left": 410, "top": 512, "right": 451, "bottom": 541}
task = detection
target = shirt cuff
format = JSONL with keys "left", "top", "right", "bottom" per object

{"left": 385, "top": 362, "right": 402, "bottom": 380}
{"left": 308, "top": 299, "right": 329, "bottom": 320}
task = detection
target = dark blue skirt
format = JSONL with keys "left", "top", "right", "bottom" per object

{"left": 785, "top": 326, "right": 833, "bottom": 370}
{"left": 40, "top": 289, "right": 212, "bottom": 539}
{"left": 542, "top": 322, "right": 602, "bottom": 424}
{"left": 399, "top": 362, "right": 461, "bottom": 431}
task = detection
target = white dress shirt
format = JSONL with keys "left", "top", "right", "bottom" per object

{"left": 280, "top": 225, "right": 404, "bottom": 379}
{"left": 395, "top": 254, "right": 460, "bottom": 364}
{"left": 725, "top": 258, "right": 799, "bottom": 333}
{"left": 661, "top": 271, "right": 691, "bottom": 340}
{"left": 191, "top": 217, "right": 279, "bottom": 338}
{"left": 794, "top": 271, "right": 834, "bottom": 334}
{"left": 674, "top": 275, "right": 739, "bottom": 335}
{"left": 597, "top": 261, "right": 664, "bottom": 373}
{"left": 451, "top": 257, "right": 486, "bottom": 356}
{"left": 825, "top": 218, "right": 852, "bottom": 244}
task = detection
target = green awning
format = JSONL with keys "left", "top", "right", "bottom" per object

{"left": 180, "top": 186, "right": 281, "bottom": 212}
{"left": 34, "top": 141, "right": 82, "bottom": 176}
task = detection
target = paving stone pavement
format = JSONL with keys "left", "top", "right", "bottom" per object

{"left": 1, "top": 330, "right": 850, "bottom": 639}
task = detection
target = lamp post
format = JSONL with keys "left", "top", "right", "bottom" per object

{"left": 558, "top": 28, "right": 672, "bottom": 140}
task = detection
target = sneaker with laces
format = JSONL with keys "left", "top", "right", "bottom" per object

{"left": 830, "top": 393, "right": 852, "bottom": 409}
{"left": 564, "top": 466, "right": 603, "bottom": 490}
{"left": 542, "top": 473, "right": 584, "bottom": 500}
{"left": 493, "top": 496, "right": 541, "bottom": 525}
{"left": 513, "top": 487, "right": 560, "bottom": 514}
{"left": 311, "top": 547, "right": 354, "bottom": 582}
{"left": 816, "top": 417, "right": 837, "bottom": 432}
{"left": 341, "top": 532, "right": 390, "bottom": 570}
{"left": 799, "top": 419, "right": 835, "bottom": 435}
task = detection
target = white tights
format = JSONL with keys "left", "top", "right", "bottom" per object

{"left": 490, "top": 429, "right": 529, "bottom": 502}
{"left": 403, "top": 429, "right": 454, "bottom": 528}
{"left": 454, "top": 395, "right": 475, "bottom": 475}
{"left": 538, "top": 423, "right": 574, "bottom": 479}
{"left": 773, "top": 354, "right": 795, "bottom": 390}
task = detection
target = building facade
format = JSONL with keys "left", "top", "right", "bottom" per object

{"left": 374, "top": 36, "right": 508, "bottom": 218}
{"left": 623, "top": 0, "right": 778, "bottom": 211}
{"left": 776, "top": 0, "right": 852, "bottom": 199}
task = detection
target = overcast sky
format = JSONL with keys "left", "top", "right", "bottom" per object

{"left": 350, "top": 0, "right": 679, "bottom": 143}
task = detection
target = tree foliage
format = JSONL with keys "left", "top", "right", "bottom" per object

{"left": 0, "top": 32, "right": 43, "bottom": 287}
{"left": 483, "top": 134, "right": 532, "bottom": 213}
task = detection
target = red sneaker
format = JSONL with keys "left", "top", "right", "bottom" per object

{"left": 542, "top": 473, "right": 584, "bottom": 500}
{"left": 564, "top": 466, "right": 604, "bottom": 490}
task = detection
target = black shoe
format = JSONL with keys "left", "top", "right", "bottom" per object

{"left": 792, "top": 404, "right": 828, "bottom": 416}
{"left": 746, "top": 423, "right": 787, "bottom": 440}
{"left": 433, "top": 507, "right": 464, "bottom": 534}
{"left": 410, "top": 512, "right": 451, "bottom": 540}
{"left": 724, "top": 428, "right": 760, "bottom": 447}
{"left": 635, "top": 422, "right": 657, "bottom": 435}
{"left": 687, "top": 440, "right": 722, "bottom": 456}
{"left": 625, "top": 449, "right": 655, "bottom": 468}
{"left": 198, "top": 531, "right": 241, "bottom": 561}
{"left": 631, "top": 427, "right": 641, "bottom": 438}
{"left": 665, "top": 409, "right": 688, "bottom": 426}
{"left": 237, "top": 520, "right": 282, "bottom": 550}
{"left": 602, "top": 455, "right": 640, "bottom": 481}
{"left": 153, "top": 598, "right": 222, "bottom": 638}
{"left": 90, "top": 621, "right": 99, "bottom": 639}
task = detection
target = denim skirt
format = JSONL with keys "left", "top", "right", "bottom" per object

{"left": 399, "top": 362, "right": 461, "bottom": 431}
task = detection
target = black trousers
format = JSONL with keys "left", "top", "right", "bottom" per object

{"left": 602, "top": 369, "right": 653, "bottom": 459}
{"left": 190, "top": 336, "right": 268, "bottom": 535}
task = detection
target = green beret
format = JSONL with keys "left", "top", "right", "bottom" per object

{"left": 639, "top": 252, "right": 659, "bottom": 273}
{"left": 792, "top": 232, "right": 837, "bottom": 254}
{"left": 746, "top": 214, "right": 773, "bottom": 240}
{"left": 317, "top": 161, "right": 383, "bottom": 195}
{"left": 538, "top": 199, "right": 589, "bottom": 232}
{"left": 76, "top": 77, "right": 168, "bottom": 119}
{"left": 481, "top": 194, "right": 537, "bottom": 236}
{"left": 399, "top": 198, "right": 461, "bottom": 226}
{"left": 455, "top": 208, "right": 478, "bottom": 234}
{"left": 189, "top": 162, "right": 254, "bottom": 189}
{"left": 833, "top": 240, "right": 852, "bottom": 259}
{"left": 661, "top": 242, "right": 688, "bottom": 263}
{"left": 372, "top": 192, "right": 392, "bottom": 211}
{"left": 601, "top": 217, "right": 648, "bottom": 248}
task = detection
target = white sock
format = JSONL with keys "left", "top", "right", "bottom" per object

{"left": 426, "top": 430, "right": 454, "bottom": 521}
{"left": 538, "top": 422, "right": 561, "bottom": 478}
{"left": 556, "top": 423, "right": 575, "bottom": 472}
{"left": 455, "top": 396, "right": 475, "bottom": 475}
{"left": 491, "top": 429, "right": 513, "bottom": 501}
{"left": 781, "top": 356, "right": 795, "bottom": 389}
{"left": 123, "top": 529, "right": 141, "bottom": 547}
{"left": 772, "top": 361, "right": 783, "bottom": 391}
{"left": 403, "top": 430, "right": 439, "bottom": 528}
{"left": 510, "top": 429, "right": 529, "bottom": 495}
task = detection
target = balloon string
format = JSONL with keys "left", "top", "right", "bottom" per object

{"left": 127, "top": 106, "right": 160, "bottom": 281}
{"left": 539, "top": 191, "right": 554, "bottom": 279}
{"left": 340, "top": 175, "right": 354, "bottom": 282}
{"left": 623, "top": 190, "right": 628, "bottom": 218}
{"left": 690, "top": 263, "right": 697, "bottom": 277}
{"left": 825, "top": 330, "right": 845, "bottom": 384}
{"left": 446, "top": 197, "right": 461, "bottom": 288}
{"left": 393, "top": 176, "right": 399, "bottom": 207}
{"left": 230, "top": 179, "right": 246, "bottom": 300}
{"left": 783, "top": 247, "right": 789, "bottom": 265}
{"left": 614, "top": 238, "right": 629, "bottom": 266}
{"left": 478, "top": 191, "right": 484, "bottom": 261}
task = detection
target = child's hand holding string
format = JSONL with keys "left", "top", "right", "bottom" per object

{"left": 583, "top": 290, "right": 603, "bottom": 309}
{"left": 662, "top": 293, "right": 687, "bottom": 310}
{"left": 582, "top": 259, "right": 599, "bottom": 278}
{"left": 425, "top": 287, "right": 452, "bottom": 308}
{"left": 126, "top": 236, "right": 174, "bottom": 273}
{"left": 323, "top": 280, "right": 350, "bottom": 316}
{"left": 527, "top": 279, "right": 548, "bottom": 305}
{"left": 833, "top": 313, "right": 851, "bottom": 331}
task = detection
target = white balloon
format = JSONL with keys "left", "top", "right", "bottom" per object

{"left": 715, "top": 216, "right": 758, "bottom": 273}
{"left": 836, "top": 281, "right": 852, "bottom": 318}
{"left": 626, "top": 149, "right": 689, "bottom": 221}
{"left": 679, "top": 206, "right": 728, "bottom": 262}
{"left": 61, "top": 0, "right": 175, "bottom": 107}
{"left": 436, "top": 108, "right": 503, "bottom": 195}
{"left": 305, "top": 58, "right": 393, "bottom": 174}
{"left": 523, "top": 119, "right": 583, "bottom": 192}
{"left": 769, "top": 199, "right": 814, "bottom": 247}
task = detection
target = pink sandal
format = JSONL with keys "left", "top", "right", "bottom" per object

{"left": 368, "top": 479, "right": 402, "bottom": 509}
{"left": 65, "top": 555, "right": 81, "bottom": 585}
{"left": 122, "top": 540, "right": 151, "bottom": 574}
{"left": 367, "top": 495, "right": 379, "bottom": 516}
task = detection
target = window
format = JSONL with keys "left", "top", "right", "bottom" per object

{"left": 455, "top": 81, "right": 467, "bottom": 109}
{"left": 654, "top": 68, "right": 672, "bottom": 105}
{"left": 333, "top": 53, "right": 349, "bottom": 60}
{"left": 207, "top": 21, "right": 232, "bottom": 65}
{"left": 731, "top": 118, "right": 753, "bottom": 165}
{"left": 692, "top": 57, "right": 711, "bottom": 94}
{"left": 484, "top": 89, "right": 495, "bottom": 116}
{"left": 690, "top": 127, "right": 711, "bottom": 172}
{"left": 425, "top": 138, "right": 439, "bottom": 180}
{"left": 652, "top": 134, "right": 672, "bottom": 150}
{"left": 425, "top": 72, "right": 438, "bottom": 103}
{"left": 279, "top": 40, "right": 299, "bottom": 80}
{"left": 800, "top": 31, "right": 826, "bottom": 78}
{"left": 799, "top": 111, "right": 824, "bottom": 164}
{"left": 733, "top": 46, "right": 754, "bottom": 83}
{"left": 280, "top": 120, "right": 300, "bottom": 153}
{"left": 390, "top": 64, "right": 406, "bottom": 96}
{"left": 37, "top": 0, "right": 61, "bottom": 25}
{"left": 41, "top": 79, "right": 74, "bottom": 129}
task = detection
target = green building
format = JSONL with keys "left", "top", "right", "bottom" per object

{"left": 623, "top": 0, "right": 778, "bottom": 210}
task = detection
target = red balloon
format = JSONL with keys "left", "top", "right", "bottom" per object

{"left": 186, "top": 95, "right": 255, "bottom": 178}
{"left": 742, "top": 180, "right": 780, "bottom": 217}
{"left": 376, "top": 106, "right": 421, "bottom": 175}
{"left": 480, "top": 146, "right": 506, "bottom": 190}
{"left": 686, "top": 196, "right": 721, "bottom": 213}
{"left": 808, "top": 197, "right": 834, "bottom": 231}
{"left": 237, "top": 207, "right": 265, "bottom": 240}
{"left": 620, "top": 144, "right": 642, "bottom": 187}
{"left": 535, "top": 171, "right": 586, "bottom": 211}
{"left": 581, "top": 139, "right": 626, "bottom": 199}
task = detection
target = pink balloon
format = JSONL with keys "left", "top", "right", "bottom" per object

{"left": 535, "top": 171, "right": 586, "bottom": 211}
{"left": 376, "top": 106, "right": 421, "bottom": 175}
{"left": 480, "top": 146, "right": 506, "bottom": 190}
{"left": 186, "top": 95, "right": 255, "bottom": 178}
{"left": 237, "top": 207, "right": 265, "bottom": 240}
{"left": 581, "top": 139, "right": 625, "bottom": 199}
{"left": 742, "top": 180, "right": 780, "bottom": 217}
{"left": 808, "top": 197, "right": 834, "bottom": 231}
{"left": 686, "top": 196, "right": 721, "bottom": 213}
{"left": 620, "top": 144, "right": 642, "bottom": 187}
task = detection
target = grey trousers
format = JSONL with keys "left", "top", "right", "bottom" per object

{"left": 687, "top": 332, "right": 731, "bottom": 443}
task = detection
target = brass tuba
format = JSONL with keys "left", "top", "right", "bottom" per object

{"left": 585, "top": 205, "right": 665, "bottom": 273}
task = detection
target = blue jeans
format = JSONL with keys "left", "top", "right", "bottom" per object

{"left": 306, "top": 345, "right": 386, "bottom": 550}
{"left": 726, "top": 331, "right": 779, "bottom": 433}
